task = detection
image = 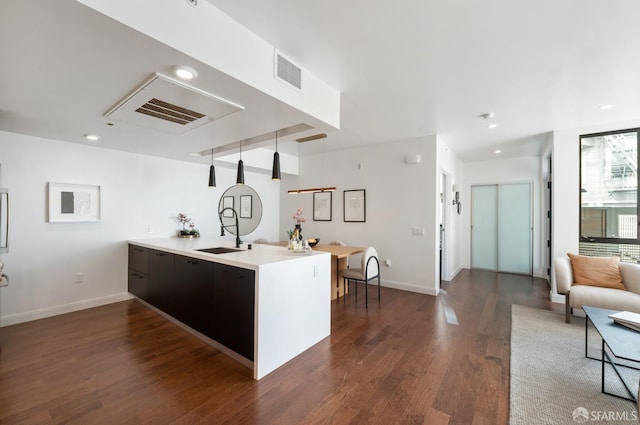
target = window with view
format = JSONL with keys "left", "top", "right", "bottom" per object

{"left": 580, "top": 128, "right": 639, "bottom": 247}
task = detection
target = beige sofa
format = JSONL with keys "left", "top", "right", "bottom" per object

{"left": 555, "top": 256, "right": 640, "bottom": 323}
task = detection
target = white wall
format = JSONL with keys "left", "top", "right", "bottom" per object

{"left": 0, "top": 131, "right": 280, "bottom": 325}
{"left": 462, "top": 156, "right": 545, "bottom": 277}
{"left": 279, "top": 136, "right": 440, "bottom": 295}
{"left": 550, "top": 119, "right": 640, "bottom": 298}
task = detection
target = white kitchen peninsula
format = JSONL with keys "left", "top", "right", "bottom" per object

{"left": 128, "top": 237, "right": 331, "bottom": 380}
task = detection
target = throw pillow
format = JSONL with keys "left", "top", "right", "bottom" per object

{"left": 567, "top": 253, "right": 626, "bottom": 290}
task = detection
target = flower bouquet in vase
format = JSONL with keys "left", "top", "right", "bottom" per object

{"left": 176, "top": 213, "right": 200, "bottom": 238}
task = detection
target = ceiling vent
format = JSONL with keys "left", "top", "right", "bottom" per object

{"left": 275, "top": 50, "right": 302, "bottom": 90}
{"left": 104, "top": 73, "right": 244, "bottom": 134}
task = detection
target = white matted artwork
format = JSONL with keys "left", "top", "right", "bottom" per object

{"left": 48, "top": 183, "right": 101, "bottom": 223}
{"left": 240, "top": 195, "right": 252, "bottom": 218}
{"left": 222, "top": 196, "right": 234, "bottom": 217}
{"left": 343, "top": 189, "right": 366, "bottom": 222}
{"left": 313, "top": 191, "right": 332, "bottom": 221}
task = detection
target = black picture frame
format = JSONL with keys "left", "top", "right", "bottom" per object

{"left": 222, "top": 196, "right": 234, "bottom": 217}
{"left": 240, "top": 195, "right": 252, "bottom": 218}
{"left": 313, "top": 191, "right": 332, "bottom": 221}
{"left": 343, "top": 189, "right": 366, "bottom": 222}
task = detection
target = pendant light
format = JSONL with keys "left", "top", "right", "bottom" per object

{"left": 208, "top": 151, "right": 216, "bottom": 187}
{"left": 272, "top": 130, "right": 281, "bottom": 180}
{"left": 236, "top": 140, "right": 245, "bottom": 184}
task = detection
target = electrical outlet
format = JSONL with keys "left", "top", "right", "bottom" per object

{"left": 75, "top": 272, "right": 84, "bottom": 284}
{"left": 412, "top": 227, "right": 425, "bottom": 236}
{"left": 146, "top": 225, "right": 155, "bottom": 234}
{"left": 385, "top": 259, "right": 391, "bottom": 267}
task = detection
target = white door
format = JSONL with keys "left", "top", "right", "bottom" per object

{"left": 471, "top": 183, "right": 532, "bottom": 275}
{"left": 471, "top": 185, "right": 498, "bottom": 270}
{"left": 498, "top": 183, "right": 532, "bottom": 275}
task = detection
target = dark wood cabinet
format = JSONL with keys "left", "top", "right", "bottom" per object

{"left": 128, "top": 245, "right": 148, "bottom": 274}
{"left": 213, "top": 263, "right": 255, "bottom": 360}
{"left": 128, "top": 244, "right": 255, "bottom": 361}
{"left": 128, "top": 268, "right": 148, "bottom": 300}
{"left": 128, "top": 245, "right": 149, "bottom": 301}
{"left": 174, "top": 255, "right": 214, "bottom": 335}
{"left": 147, "top": 249, "right": 175, "bottom": 314}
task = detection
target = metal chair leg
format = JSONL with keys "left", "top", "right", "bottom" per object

{"left": 365, "top": 278, "right": 368, "bottom": 309}
{"left": 343, "top": 278, "right": 348, "bottom": 302}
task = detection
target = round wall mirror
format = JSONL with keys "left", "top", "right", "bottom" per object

{"left": 218, "top": 184, "right": 263, "bottom": 236}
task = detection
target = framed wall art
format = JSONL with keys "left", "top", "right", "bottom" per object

{"left": 222, "top": 196, "right": 234, "bottom": 217}
{"left": 240, "top": 195, "right": 252, "bottom": 218}
{"left": 48, "top": 182, "right": 101, "bottom": 223}
{"left": 344, "top": 189, "right": 366, "bottom": 222}
{"left": 313, "top": 191, "right": 332, "bottom": 221}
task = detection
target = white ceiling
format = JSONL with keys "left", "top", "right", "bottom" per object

{"left": 3, "top": 0, "right": 640, "bottom": 165}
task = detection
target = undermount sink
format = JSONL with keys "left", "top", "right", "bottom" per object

{"left": 196, "top": 247, "right": 242, "bottom": 254}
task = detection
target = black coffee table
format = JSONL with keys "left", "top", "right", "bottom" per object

{"left": 583, "top": 305, "right": 640, "bottom": 402}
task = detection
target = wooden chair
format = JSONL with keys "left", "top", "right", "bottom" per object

{"left": 342, "top": 247, "right": 380, "bottom": 308}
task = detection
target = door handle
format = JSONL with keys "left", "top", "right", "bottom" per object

{"left": 0, "top": 273, "right": 9, "bottom": 287}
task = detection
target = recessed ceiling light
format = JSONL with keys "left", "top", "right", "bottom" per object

{"left": 173, "top": 65, "right": 198, "bottom": 80}
{"left": 599, "top": 104, "right": 613, "bottom": 110}
{"left": 487, "top": 123, "right": 497, "bottom": 129}
{"left": 494, "top": 149, "right": 502, "bottom": 154}
{"left": 84, "top": 134, "right": 100, "bottom": 141}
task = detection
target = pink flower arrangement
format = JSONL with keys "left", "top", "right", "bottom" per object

{"left": 176, "top": 212, "right": 200, "bottom": 237}
{"left": 176, "top": 213, "right": 191, "bottom": 230}
{"left": 293, "top": 208, "right": 306, "bottom": 224}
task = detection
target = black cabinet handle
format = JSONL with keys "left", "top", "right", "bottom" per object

{"left": 156, "top": 253, "right": 165, "bottom": 257}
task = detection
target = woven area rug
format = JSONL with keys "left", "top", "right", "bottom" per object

{"left": 510, "top": 305, "right": 639, "bottom": 425}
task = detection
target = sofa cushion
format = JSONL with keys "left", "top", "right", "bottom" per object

{"left": 567, "top": 253, "right": 626, "bottom": 290}
{"left": 570, "top": 285, "right": 640, "bottom": 314}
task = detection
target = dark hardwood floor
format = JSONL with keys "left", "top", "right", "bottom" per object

{"left": 0, "top": 270, "right": 560, "bottom": 424}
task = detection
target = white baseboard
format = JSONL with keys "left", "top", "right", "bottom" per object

{"left": 0, "top": 292, "right": 134, "bottom": 327}
{"left": 443, "top": 266, "right": 464, "bottom": 282}
{"left": 379, "top": 279, "right": 438, "bottom": 296}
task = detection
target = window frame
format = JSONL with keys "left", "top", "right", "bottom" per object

{"left": 579, "top": 127, "right": 640, "bottom": 244}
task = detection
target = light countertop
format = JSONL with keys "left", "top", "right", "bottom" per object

{"left": 128, "top": 237, "right": 328, "bottom": 271}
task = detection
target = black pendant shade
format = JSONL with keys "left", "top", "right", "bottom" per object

{"left": 236, "top": 141, "right": 245, "bottom": 184}
{"left": 272, "top": 131, "right": 281, "bottom": 180}
{"left": 208, "top": 151, "right": 216, "bottom": 187}
{"left": 209, "top": 150, "right": 216, "bottom": 187}
{"left": 208, "top": 164, "right": 216, "bottom": 187}
{"left": 272, "top": 151, "right": 281, "bottom": 180}
{"left": 236, "top": 159, "right": 245, "bottom": 184}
